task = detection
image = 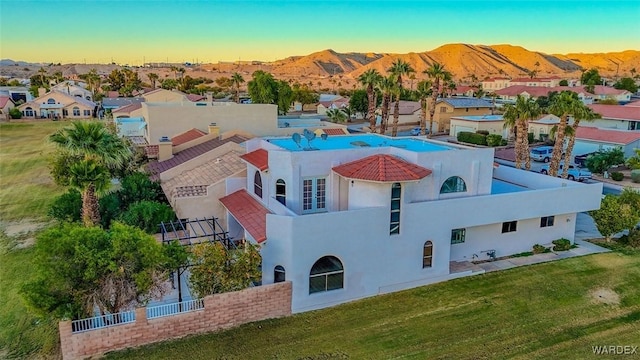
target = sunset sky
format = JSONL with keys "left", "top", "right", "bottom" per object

{"left": 1, "top": 0, "right": 639, "bottom": 65}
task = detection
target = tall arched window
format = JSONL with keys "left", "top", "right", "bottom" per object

{"left": 72, "top": 107, "right": 80, "bottom": 116}
{"left": 274, "top": 265, "right": 285, "bottom": 283}
{"left": 275, "top": 179, "right": 286, "bottom": 205}
{"left": 390, "top": 183, "right": 401, "bottom": 235}
{"left": 254, "top": 171, "right": 262, "bottom": 198}
{"left": 440, "top": 176, "right": 467, "bottom": 194}
{"left": 24, "top": 107, "right": 34, "bottom": 117}
{"left": 309, "top": 256, "right": 344, "bottom": 294}
{"left": 423, "top": 241, "right": 433, "bottom": 268}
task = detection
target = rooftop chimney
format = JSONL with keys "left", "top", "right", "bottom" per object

{"left": 157, "top": 136, "right": 173, "bottom": 161}
{"left": 208, "top": 122, "right": 220, "bottom": 137}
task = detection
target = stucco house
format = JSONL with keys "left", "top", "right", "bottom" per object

{"left": 51, "top": 81, "right": 93, "bottom": 101}
{"left": 528, "top": 114, "right": 562, "bottom": 141}
{"left": 386, "top": 100, "right": 422, "bottom": 125}
{"left": 426, "top": 97, "right": 494, "bottom": 133}
{"left": 18, "top": 90, "right": 96, "bottom": 119}
{"left": 587, "top": 104, "right": 640, "bottom": 130}
{"left": 0, "top": 96, "right": 16, "bottom": 121}
{"left": 574, "top": 127, "right": 640, "bottom": 158}
{"left": 218, "top": 133, "right": 602, "bottom": 313}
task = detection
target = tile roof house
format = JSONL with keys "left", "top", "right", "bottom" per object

{"left": 17, "top": 90, "right": 96, "bottom": 120}
{"left": 0, "top": 96, "right": 15, "bottom": 121}
{"left": 575, "top": 126, "right": 640, "bottom": 158}
{"left": 218, "top": 133, "right": 601, "bottom": 313}
{"left": 586, "top": 104, "right": 640, "bottom": 131}
{"left": 426, "top": 97, "right": 494, "bottom": 133}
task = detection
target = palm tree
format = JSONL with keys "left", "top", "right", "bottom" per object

{"left": 147, "top": 72, "right": 159, "bottom": 89}
{"left": 389, "top": 59, "right": 415, "bottom": 137}
{"left": 561, "top": 107, "right": 600, "bottom": 178}
{"left": 85, "top": 69, "right": 101, "bottom": 97}
{"left": 502, "top": 95, "right": 541, "bottom": 170}
{"left": 377, "top": 76, "right": 396, "bottom": 134}
{"left": 50, "top": 121, "right": 132, "bottom": 226}
{"left": 38, "top": 67, "right": 47, "bottom": 87}
{"left": 424, "top": 62, "right": 452, "bottom": 138}
{"left": 547, "top": 91, "right": 582, "bottom": 177}
{"left": 326, "top": 108, "right": 348, "bottom": 123}
{"left": 357, "top": 69, "right": 382, "bottom": 133}
{"left": 231, "top": 72, "right": 245, "bottom": 103}
{"left": 416, "top": 80, "right": 432, "bottom": 136}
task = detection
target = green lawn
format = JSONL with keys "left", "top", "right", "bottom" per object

{"left": 107, "top": 251, "right": 640, "bottom": 360}
{"left": 0, "top": 121, "right": 67, "bottom": 222}
{"left": 0, "top": 121, "right": 68, "bottom": 358}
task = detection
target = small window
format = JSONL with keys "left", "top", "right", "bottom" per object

{"left": 390, "top": 183, "right": 401, "bottom": 235}
{"left": 83, "top": 109, "right": 91, "bottom": 116}
{"left": 422, "top": 241, "right": 433, "bottom": 268}
{"left": 440, "top": 176, "right": 467, "bottom": 194}
{"left": 502, "top": 221, "right": 517, "bottom": 233}
{"left": 254, "top": 171, "right": 262, "bottom": 198}
{"left": 274, "top": 265, "right": 285, "bottom": 283}
{"left": 47, "top": 98, "right": 56, "bottom": 104}
{"left": 465, "top": 108, "right": 469, "bottom": 112}
{"left": 275, "top": 179, "right": 286, "bottom": 205}
{"left": 451, "top": 228, "right": 466, "bottom": 244}
{"left": 540, "top": 216, "right": 555, "bottom": 228}
{"left": 309, "top": 256, "right": 344, "bottom": 294}
{"left": 72, "top": 107, "right": 80, "bottom": 116}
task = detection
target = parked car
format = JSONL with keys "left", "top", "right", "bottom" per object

{"left": 529, "top": 146, "right": 555, "bottom": 162}
{"left": 574, "top": 152, "right": 599, "bottom": 168}
{"left": 540, "top": 163, "right": 592, "bottom": 182}
{"left": 410, "top": 127, "right": 429, "bottom": 136}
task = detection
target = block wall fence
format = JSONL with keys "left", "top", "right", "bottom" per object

{"left": 59, "top": 282, "right": 292, "bottom": 360}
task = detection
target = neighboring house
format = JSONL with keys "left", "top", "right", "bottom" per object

{"left": 0, "top": 96, "right": 16, "bottom": 121}
{"left": 141, "top": 88, "right": 189, "bottom": 103}
{"left": 112, "top": 102, "right": 143, "bottom": 119}
{"left": 0, "top": 86, "right": 33, "bottom": 104}
{"left": 528, "top": 114, "right": 562, "bottom": 141}
{"left": 51, "top": 81, "right": 93, "bottom": 101}
{"left": 218, "top": 133, "right": 601, "bottom": 313}
{"left": 588, "top": 86, "right": 631, "bottom": 103}
{"left": 426, "top": 97, "right": 494, "bottom": 133}
{"left": 17, "top": 90, "right": 96, "bottom": 119}
{"left": 574, "top": 126, "right": 640, "bottom": 158}
{"left": 495, "top": 85, "right": 593, "bottom": 104}
{"left": 509, "top": 77, "right": 562, "bottom": 87}
{"left": 102, "top": 97, "right": 144, "bottom": 112}
{"left": 452, "top": 85, "right": 475, "bottom": 97}
{"left": 587, "top": 104, "right": 640, "bottom": 130}
{"left": 449, "top": 115, "right": 507, "bottom": 138}
{"left": 317, "top": 97, "right": 349, "bottom": 116}
{"left": 385, "top": 101, "right": 422, "bottom": 125}
{"left": 481, "top": 77, "right": 511, "bottom": 91}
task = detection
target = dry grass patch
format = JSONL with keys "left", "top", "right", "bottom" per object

{"left": 589, "top": 288, "right": 621, "bottom": 306}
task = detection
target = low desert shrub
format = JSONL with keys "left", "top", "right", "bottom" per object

{"left": 552, "top": 238, "right": 571, "bottom": 251}
{"left": 610, "top": 171, "right": 624, "bottom": 181}
{"left": 631, "top": 169, "right": 640, "bottom": 183}
{"left": 457, "top": 131, "right": 487, "bottom": 146}
{"left": 486, "top": 134, "right": 503, "bottom": 147}
{"left": 532, "top": 244, "right": 548, "bottom": 254}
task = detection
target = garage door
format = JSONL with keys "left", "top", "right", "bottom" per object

{"left": 454, "top": 126, "right": 475, "bottom": 136}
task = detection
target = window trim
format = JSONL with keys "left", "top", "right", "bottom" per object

{"left": 502, "top": 221, "right": 517, "bottom": 233}
{"left": 390, "top": 183, "right": 401, "bottom": 235}
{"left": 254, "top": 171, "right": 263, "bottom": 198}
{"left": 309, "top": 256, "right": 344, "bottom": 294}
{"left": 274, "top": 265, "right": 285, "bottom": 283}
{"left": 275, "top": 179, "right": 286, "bottom": 206}
{"left": 540, "top": 216, "right": 555, "bottom": 228}
{"left": 422, "top": 241, "right": 433, "bottom": 268}
{"left": 451, "top": 228, "right": 466, "bottom": 244}
{"left": 302, "top": 177, "right": 327, "bottom": 214}
{"left": 440, "top": 176, "right": 467, "bottom": 194}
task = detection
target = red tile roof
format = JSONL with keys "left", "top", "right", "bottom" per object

{"left": 323, "top": 128, "right": 348, "bottom": 135}
{"left": 333, "top": 154, "right": 432, "bottom": 182}
{"left": 147, "top": 135, "right": 247, "bottom": 178}
{"left": 171, "top": 128, "right": 207, "bottom": 147}
{"left": 219, "top": 189, "right": 271, "bottom": 243}
{"left": 240, "top": 149, "right": 268, "bottom": 171}
{"left": 576, "top": 127, "right": 640, "bottom": 145}
{"left": 186, "top": 94, "right": 206, "bottom": 102}
{"left": 114, "top": 102, "right": 142, "bottom": 113}
{"left": 625, "top": 99, "right": 640, "bottom": 107}
{"left": 146, "top": 145, "right": 159, "bottom": 158}
{"left": 588, "top": 104, "right": 640, "bottom": 121}
{"left": 0, "top": 96, "right": 13, "bottom": 108}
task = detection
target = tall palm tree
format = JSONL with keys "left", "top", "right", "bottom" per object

{"left": 561, "top": 107, "right": 600, "bottom": 178}
{"left": 377, "top": 76, "right": 396, "bottom": 134}
{"left": 424, "top": 62, "right": 452, "bottom": 138}
{"left": 50, "top": 121, "right": 132, "bottom": 226}
{"left": 147, "top": 72, "right": 159, "bottom": 89}
{"left": 547, "top": 91, "right": 582, "bottom": 177}
{"left": 416, "top": 80, "right": 432, "bottom": 136}
{"left": 326, "top": 108, "right": 348, "bottom": 123}
{"left": 38, "top": 67, "right": 47, "bottom": 86}
{"left": 503, "top": 95, "right": 541, "bottom": 170}
{"left": 389, "top": 59, "right": 415, "bottom": 137}
{"left": 357, "top": 69, "right": 382, "bottom": 133}
{"left": 231, "top": 72, "right": 245, "bottom": 103}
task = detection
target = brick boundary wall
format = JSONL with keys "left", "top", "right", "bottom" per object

{"left": 59, "top": 281, "right": 292, "bottom": 360}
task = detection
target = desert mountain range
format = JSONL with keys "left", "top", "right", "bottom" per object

{"left": 2, "top": 44, "right": 639, "bottom": 84}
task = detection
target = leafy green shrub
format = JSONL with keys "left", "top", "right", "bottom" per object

{"left": 48, "top": 189, "right": 81, "bottom": 222}
{"left": 99, "top": 192, "right": 121, "bottom": 229}
{"left": 585, "top": 147, "right": 625, "bottom": 174}
{"left": 501, "top": 139, "right": 508, "bottom": 146}
{"left": 527, "top": 132, "right": 534, "bottom": 143}
{"left": 457, "top": 131, "right": 487, "bottom": 146}
{"left": 631, "top": 170, "right": 640, "bottom": 183}
{"left": 476, "top": 130, "right": 490, "bottom": 136}
{"left": 486, "top": 134, "right": 503, "bottom": 147}
{"left": 610, "top": 172, "right": 624, "bottom": 181}
{"left": 532, "top": 244, "right": 547, "bottom": 254}
{"left": 119, "top": 172, "right": 166, "bottom": 207}
{"left": 552, "top": 238, "right": 571, "bottom": 251}
{"left": 9, "top": 107, "right": 22, "bottom": 119}
{"left": 120, "top": 200, "right": 175, "bottom": 234}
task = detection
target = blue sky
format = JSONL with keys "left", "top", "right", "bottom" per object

{"left": 1, "top": 0, "right": 638, "bottom": 64}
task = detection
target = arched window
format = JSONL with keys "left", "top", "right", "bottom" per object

{"left": 440, "top": 176, "right": 467, "bottom": 194}
{"left": 309, "top": 256, "right": 344, "bottom": 294}
{"left": 423, "top": 241, "right": 433, "bottom": 268}
{"left": 24, "top": 107, "right": 34, "bottom": 117}
{"left": 72, "top": 107, "right": 80, "bottom": 116}
{"left": 390, "top": 183, "right": 401, "bottom": 235}
{"left": 275, "top": 179, "right": 286, "bottom": 205}
{"left": 274, "top": 265, "right": 285, "bottom": 283}
{"left": 254, "top": 171, "right": 262, "bottom": 198}
{"left": 47, "top": 98, "right": 56, "bottom": 104}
